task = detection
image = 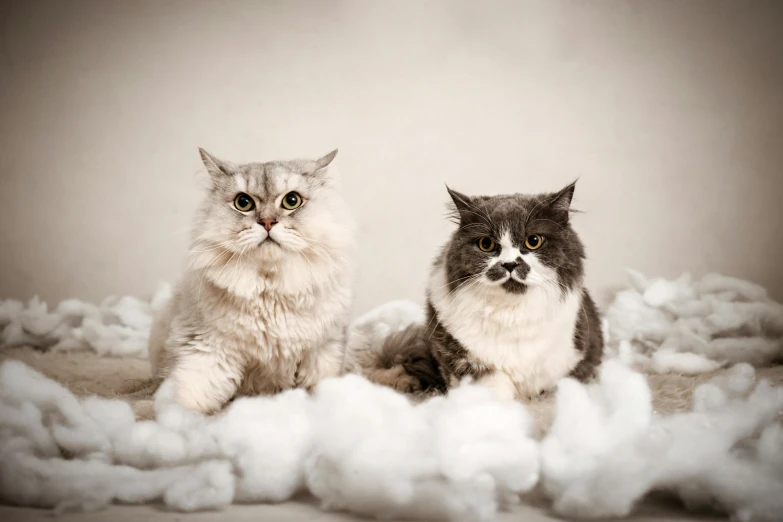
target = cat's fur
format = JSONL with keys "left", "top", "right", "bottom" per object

{"left": 363, "top": 182, "right": 603, "bottom": 400}
{"left": 148, "top": 148, "right": 354, "bottom": 413}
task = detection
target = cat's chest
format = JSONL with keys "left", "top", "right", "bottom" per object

{"left": 210, "top": 287, "right": 342, "bottom": 355}
{"left": 429, "top": 271, "right": 582, "bottom": 394}
{"left": 442, "top": 294, "right": 578, "bottom": 361}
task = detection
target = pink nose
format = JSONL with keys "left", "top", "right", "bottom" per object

{"left": 260, "top": 218, "right": 277, "bottom": 232}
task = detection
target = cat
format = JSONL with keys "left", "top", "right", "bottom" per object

{"left": 358, "top": 181, "right": 603, "bottom": 400}
{"left": 147, "top": 147, "right": 354, "bottom": 413}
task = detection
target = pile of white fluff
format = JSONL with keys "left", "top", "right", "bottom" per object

{"left": 0, "top": 284, "right": 171, "bottom": 357}
{"left": 540, "top": 362, "right": 783, "bottom": 521}
{"left": 1, "top": 357, "right": 781, "bottom": 521}
{"left": 605, "top": 271, "right": 783, "bottom": 374}
{"left": 0, "top": 360, "right": 540, "bottom": 520}
{"left": 1, "top": 271, "right": 783, "bottom": 521}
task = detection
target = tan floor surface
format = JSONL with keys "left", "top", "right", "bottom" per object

{"left": 0, "top": 496, "right": 726, "bottom": 522}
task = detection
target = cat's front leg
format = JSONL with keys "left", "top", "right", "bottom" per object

{"left": 169, "top": 347, "right": 242, "bottom": 414}
{"left": 296, "top": 338, "right": 345, "bottom": 392}
{"left": 474, "top": 370, "right": 518, "bottom": 401}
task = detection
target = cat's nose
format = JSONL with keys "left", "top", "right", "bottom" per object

{"left": 259, "top": 218, "right": 278, "bottom": 232}
{"left": 501, "top": 262, "right": 518, "bottom": 273}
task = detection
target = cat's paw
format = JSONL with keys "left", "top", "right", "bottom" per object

{"left": 391, "top": 371, "right": 423, "bottom": 394}
{"left": 174, "top": 384, "right": 225, "bottom": 414}
{"left": 474, "top": 371, "right": 518, "bottom": 401}
{"left": 367, "top": 365, "right": 422, "bottom": 394}
{"left": 168, "top": 364, "right": 238, "bottom": 414}
{"left": 402, "top": 375, "right": 423, "bottom": 394}
{"left": 296, "top": 345, "right": 344, "bottom": 391}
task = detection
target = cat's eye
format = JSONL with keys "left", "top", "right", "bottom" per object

{"left": 478, "top": 237, "right": 496, "bottom": 252}
{"left": 525, "top": 234, "right": 544, "bottom": 250}
{"left": 234, "top": 193, "right": 255, "bottom": 212}
{"left": 282, "top": 191, "right": 302, "bottom": 210}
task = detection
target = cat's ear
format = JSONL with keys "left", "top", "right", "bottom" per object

{"left": 446, "top": 186, "right": 475, "bottom": 221}
{"left": 312, "top": 149, "right": 338, "bottom": 174}
{"left": 199, "top": 148, "right": 231, "bottom": 178}
{"left": 547, "top": 180, "right": 577, "bottom": 222}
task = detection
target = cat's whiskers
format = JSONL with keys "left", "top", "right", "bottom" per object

{"left": 228, "top": 243, "right": 252, "bottom": 290}
{"left": 293, "top": 239, "right": 333, "bottom": 264}
{"left": 465, "top": 199, "right": 494, "bottom": 227}
{"left": 429, "top": 273, "right": 480, "bottom": 293}
{"left": 211, "top": 246, "right": 245, "bottom": 294}
{"left": 529, "top": 270, "right": 590, "bottom": 342}
{"left": 195, "top": 249, "right": 230, "bottom": 308}
{"left": 297, "top": 233, "right": 337, "bottom": 251}
{"left": 523, "top": 193, "right": 561, "bottom": 228}
{"left": 423, "top": 274, "right": 480, "bottom": 335}
{"left": 528, "top": 270, "right": 567, "bottom": 295}
{"left": 527, "top": 218, "right": 566, "bottom": 231}
{"left": 458, "top": 223, "right": 492, "bottom": 234}
{"left": 433, "top": 275, "right": 486, "bottom": 335}
{"left": 268, "top": 232, "right": 338, "bottom": 272}
{"left": 305, "top": 247, "right": 337, "bottom": 267}
{"left": 296, "top": 246, "right": 318, "bottom": 268}
{"left": 473, "top": 279, "right": 493, "bottom": 324}
{"left": 453, "top": 208, "right": 492, "bottom": 225}
{"left": 292, "top": 233, "right": 347, "bottom": 268}
{"left": 426, "top": 274, "right": 484, "bottom": 340}
{"left": 189, "top": 240, "right": 235, "bottom": 255}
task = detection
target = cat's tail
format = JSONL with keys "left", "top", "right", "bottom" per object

{"left": 118, "top": 376, "right": 163, "bottom": 398}
{"left": 352, "top": 324, "right": 447, "bottom": 397}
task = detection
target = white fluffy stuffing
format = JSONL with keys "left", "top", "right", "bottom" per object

{"left": 0, "top": 359, "right": 539, "bottom": 520}
{"left": 306, "top": 375, "right": 538, "bottom": 521}
{"left": 605, "top": 270, "right": 783, "bottom": 370}
{"left": 540, "top": 361, "right": 783, "bottom": 521}
{"left": 0, "top": 284, "right": 171, "bottom": 357}
{"left": 1, "top": 271, "right": 783, "bottom": 520}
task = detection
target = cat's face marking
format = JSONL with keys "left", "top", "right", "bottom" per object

{"left": 442, "top": 182, "right": 585, "bottom": 297}
{"left": 193, "top": 148, "right": 343, "bottom": 264}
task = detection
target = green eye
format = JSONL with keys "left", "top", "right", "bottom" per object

{"left": 234, "top": 193, "right": 254, "bottom": 212}
{"left": 525, "top": 234, "right": 544, "bottom": 250}
{"left": 282, "top": 191, "right": 302, "bottom": 210}
{"left": 478, "top": 237, "right": 496, "bottom": 252}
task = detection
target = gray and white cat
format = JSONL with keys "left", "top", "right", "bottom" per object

{"left": 363, "top": 182, "right": 603, "bottom": 400}
{"left": 148, "top": 148, "right": 354, "bottom": 413}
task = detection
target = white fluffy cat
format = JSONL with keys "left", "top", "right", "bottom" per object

{"left": 148, "top": 148, "right": 354, "bottom": 413}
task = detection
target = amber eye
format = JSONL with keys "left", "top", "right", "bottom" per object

{"left": 525, "top": 234, "right": 544, "bottom": 250}
{"left": 234, "top": 193, "right": 255, "bottom": 212}
{"left": 282, "top": 191, "right": 302, "bottom": 210}
{"left": 478, "top": 237, "right": 496, "bottom": 252}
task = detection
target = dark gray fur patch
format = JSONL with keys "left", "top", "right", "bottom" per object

{"left": 568, "top": 289, "right": 604, "bottom": 381}
{"left": 376, "top": 322, "right": 447, "bottom": 393}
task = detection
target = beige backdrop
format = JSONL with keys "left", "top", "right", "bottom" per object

{"left": 1, "top": 0, "right": 782, "bottom": 316}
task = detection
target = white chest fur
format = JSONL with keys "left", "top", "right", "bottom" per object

{"left": 428, "top": 264, "right": 582, "bottom": 398}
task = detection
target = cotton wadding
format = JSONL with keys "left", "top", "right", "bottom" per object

{"left": 0, "top": 285, "right": 173, "bottom": 358}
{"left": 540, "top": 361, "right": 783, "bottom": 521}
{"left": 306, "top": 374, "right": 539, "bottom": 521}
{"left": 642, "top": 273, "right": 694, "bottom": 308}
{"left": 605, "top": 271, "right": 783, "bottom": 373}
{"left": 697, "top": 273, "right": 769, "bottom": 302}
{"left": 649, "top": 350, "right": 724, "bottom": 374}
